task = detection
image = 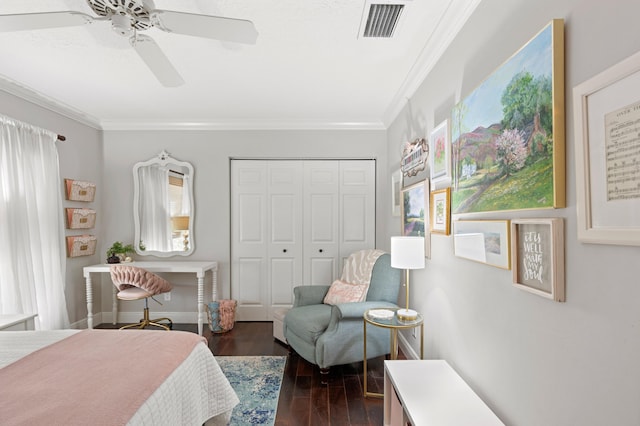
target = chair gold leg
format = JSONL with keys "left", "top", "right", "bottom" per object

{"left": 118, "top": 306, "right": 172, "bottom": 331}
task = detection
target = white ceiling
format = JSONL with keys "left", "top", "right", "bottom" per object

{"left": 0, "top": 0, "right": 480, "bottom": 130}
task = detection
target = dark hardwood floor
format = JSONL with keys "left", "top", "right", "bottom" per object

{"left": 97, "top": 321, "right": 403, "bottom": 426}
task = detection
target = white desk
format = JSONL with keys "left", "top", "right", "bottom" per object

{"left": 384, "top": 360, "right": 504, "bottom": 426}
{"left": 83, "top": 261, "right": 218, "bottom": 335}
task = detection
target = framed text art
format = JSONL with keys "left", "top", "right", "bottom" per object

{"left": 511, "top": 218, "right": 564, "bottom": 301}
{"left": 453, "top": 220, "right": 510, "bottom": 269}
{"left": 430, "top": 120, "right": 451, "bottom": 185}
{"left": 64, "top": 179, "right": 96, "bottom": 202}
{"left": 573, "top": 50, "right": 640, "bottom": 246}
{"left": 401, "top": 180, "right": 430, "bottom": 258}
{"left": 430, "top": 187, "right": 451, "bottom": 235}
{"left": 450, "top": 19, "right": 565, "bottom": 214}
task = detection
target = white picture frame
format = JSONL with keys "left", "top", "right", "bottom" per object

{"left": 573, "top": 50, "right": 640, "bottom": 245}
{"left": 453, "top": 220, "right": 510, "bottom": 269}
{"left": 429, "top": 120, "right": 450, "bottom": 184}
{"left": 391, "top": 169, "right": 402, "bottom": 217}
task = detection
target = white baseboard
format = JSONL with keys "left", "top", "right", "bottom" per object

{"left": 398, "top": 331, "right": 421, "bottom": 360}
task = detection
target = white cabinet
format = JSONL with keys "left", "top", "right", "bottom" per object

{"left": 384, "top": 360, "right": 505, "bottom": 426}
{"left": 231, "top": 159, "right": 375, "bottom": 321}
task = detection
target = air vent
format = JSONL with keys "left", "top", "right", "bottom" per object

{"left": 362, "top": 3, "right": 405, "bottom": 38}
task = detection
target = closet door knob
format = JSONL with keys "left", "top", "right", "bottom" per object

{"left": 283, "top": 249, "right": 287, "bottom": 253}
{"left": 319, "top": 249, "right": 323, "bottom": 253}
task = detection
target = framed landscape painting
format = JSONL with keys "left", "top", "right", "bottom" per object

{"left": 450, "top": 19, "right": 565, "bottom": 214}
{"left": 401, "top": 180, "right": 430, "bottom": 258}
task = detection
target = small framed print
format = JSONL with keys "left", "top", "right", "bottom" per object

{"left": 65, "top": 179, "right": 96, "bottom": 202}
{"left": 430, "top": 187, "right": 451, "bottom": 235}
{"left": 66, "top": 235, "right": 97, "bottom": 258}
{"left": 429, "top": 120, "right": 450, "bottom": 184}
{"left": 511, "top": 218, "right": 565, "bottom": 301}
{"left": 453, "top": 219, "right": 510, "bottom": 269}
{"left": 66, "top": 208, "right": 96, "bottom": 229}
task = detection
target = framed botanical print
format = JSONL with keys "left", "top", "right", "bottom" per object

{"left": 430, "top": 120, "right": 451, "bottom": 185}
{"left": 430, "top": 187, "right": 451, "bottom": 235}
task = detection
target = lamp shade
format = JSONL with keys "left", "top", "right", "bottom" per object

{"left": 390, "top": 236, "right": 425, "bottom": 269}
{"left": 171, "top": 216, "right": 190, "bottom": 231}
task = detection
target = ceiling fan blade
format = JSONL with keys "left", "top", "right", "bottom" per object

{"left": 0, "top": 11, "right": 96, "bottom": 32}
{"left": 152, "top": 10, "right": 258, "bottom": 45}
{"left": 130, "top": 34, "right": 184, "bottom": 87}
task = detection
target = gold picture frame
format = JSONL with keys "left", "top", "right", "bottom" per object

{"left": 450, "top": 19, "right": 565, "bottom": 214}
{"left": 430, "top": 187, "right": 451, "bottom": 235}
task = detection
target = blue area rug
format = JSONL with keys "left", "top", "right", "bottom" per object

{"left": 216, "top": 356, "right": 286, "bottom": 426}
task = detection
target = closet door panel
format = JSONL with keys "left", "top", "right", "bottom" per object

{"left": 268, "top": 161, "right": 303, "bottom": 314}
{"left": 339, "top": 160, "right": 376, "bottom": 262}
{"left": 231, "top": 161, "right": 268, "bottom": 320}
{"left": 303, "top": 161, "right": 340, "bottom": 284}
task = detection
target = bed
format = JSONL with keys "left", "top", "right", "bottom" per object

{"left": 0, "top": 329, "right": 239, "bottom": 426}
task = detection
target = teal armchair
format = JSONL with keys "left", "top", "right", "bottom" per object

{"left": 283, "top": 253, "right": 401, "bottom": 375}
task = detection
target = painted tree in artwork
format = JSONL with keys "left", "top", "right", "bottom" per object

{"left": 495, "top": 128, "right": 527, "bottom": 177}
{"left": 501, "top": 71, "right": 553, "bottom": 156}
{"left": 451, "top": 102, "right": 469, "bottom": 191}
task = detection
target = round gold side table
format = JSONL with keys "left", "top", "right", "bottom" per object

{"left": 363, "top": 308, "right": 424, "bottom": 398}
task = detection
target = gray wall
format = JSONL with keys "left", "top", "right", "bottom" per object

{"left": 0, "top": 91, "right": 104, "bottom": 326}
{"left": 385, "top": 0, "right": 640, "bottom": 425}
{"left": 100, "top": 129, "right": 389, "bottom": 316}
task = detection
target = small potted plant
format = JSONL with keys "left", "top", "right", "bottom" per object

{"left": 106, "top": 241, "right": 134, "bottom": 264}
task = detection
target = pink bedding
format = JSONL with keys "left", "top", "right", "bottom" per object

{"left": 0, "top": 329, "right": 205, "bottom": 425}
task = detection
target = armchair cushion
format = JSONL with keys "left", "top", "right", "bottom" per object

{"left": 285, "top": 304, "right": 332, "bottom": 344}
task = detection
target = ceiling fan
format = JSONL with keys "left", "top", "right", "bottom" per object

{"left": 0, "top": 0, "right": 258, "bottom": 87}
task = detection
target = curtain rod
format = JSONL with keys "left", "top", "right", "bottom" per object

{"left": 57, "top": 134, "right": 66, "bottom": 141}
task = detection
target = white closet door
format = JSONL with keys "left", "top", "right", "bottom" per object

{"left": 267, "top": 161, "right": 303, "bottom": 317}
{"left": 303, "top": 161, "right": 340, "bottom": 285}
{"left": 231, "top": 161, "right": 269, "bottom": 320}
{"left": 339, "top": 160, "right": 376, "bottom": 267}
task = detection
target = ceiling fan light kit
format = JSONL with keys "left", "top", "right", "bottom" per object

{"left": 0, "top": 0, "right": 258, "bottom": 87}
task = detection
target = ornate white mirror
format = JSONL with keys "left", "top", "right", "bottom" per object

{"left": 133, "top": 150, "right": 194, "bottom": 257}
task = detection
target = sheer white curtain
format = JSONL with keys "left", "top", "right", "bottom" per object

{"left": 0, "top": 115, "right": 70, "bottom": 330}
{"left": 139, "top": 164, "right": 172, "bottom": 251}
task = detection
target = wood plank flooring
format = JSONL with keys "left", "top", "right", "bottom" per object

{"left": 97, "top": 321, "right": 404, "bottom": 426}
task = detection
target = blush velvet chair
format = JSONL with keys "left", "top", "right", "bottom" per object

{"left": 109, "top": 265, "right": 173, "bottom": 331}
{"left": 283, "top": 250, "right": 401, "bottom": 377}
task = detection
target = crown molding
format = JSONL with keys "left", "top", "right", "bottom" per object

{"left": 99, "top": 119, "right": 387, "bottom": 131}
{"left": 0, "top": 74, "right": 102, "bottom": 130}
{"left": 382, "top": 0, "right": 482, "bottom": 127}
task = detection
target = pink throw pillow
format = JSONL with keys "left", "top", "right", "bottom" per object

{"left": 323, "top": 279, "right": 368, "bottom": 305}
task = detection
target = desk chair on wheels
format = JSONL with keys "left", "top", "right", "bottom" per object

{"left": 109, "top": 265, "right": 173, "bottom": 331}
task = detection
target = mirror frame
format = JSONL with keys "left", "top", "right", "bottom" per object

{"left": 133, "top": 150, "right": 195, "bottom": 257}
